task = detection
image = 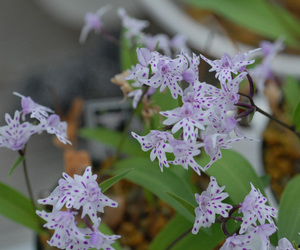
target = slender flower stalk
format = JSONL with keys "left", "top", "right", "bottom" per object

{"left": 166, "top": 227, "right": 192, "bottom": 250}
{"left": 18, "top": 149, "right": 37, "bottom": 212}
{"left": 239, "top": 92, "right": 300, "bottom": 139}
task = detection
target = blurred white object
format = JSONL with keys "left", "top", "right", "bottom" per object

{"left": 36, "top": 0, "right": 145, "bottom": 30}
{"left": 140, "top": 0, "right": 300, "bottom": 77}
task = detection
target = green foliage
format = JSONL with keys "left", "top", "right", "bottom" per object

{"left": 282, "top": 76, "right": 300, "bottom": 120}
{"left": 166, "top": 191, "right": 196, "bottom": 216}
{"left": 292, "top": 101, "right": 300, "bottom": 132}
{"left": 184, "top": 0, "right": 300, "bottom": 48}
{"left": 198, "top": 149, "right": 266, "bottom": 203}
{"left": 99, "top": 168, "right": 133, "bottom": 193}
{"left": 120, "top": 28, "right": 138, "bottom": 71}
{"left": 149, "top": 213, "right": 239, "bottom": 249}
{"left": 79, "top": 127, "right": 143, "bottom": 157}
{"left": 110, "top": 156, "right": 197, "bottom": 222}
{"left": 8, "top": 155, "right": 24, "bottom": 177}
{"left": 0, "top": 181, "right": 41, "bottom": 233}
{"left": 278, "top": 174, "right": 300, "bottom": 245}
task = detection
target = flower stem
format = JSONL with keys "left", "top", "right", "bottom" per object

{"left": 83, "top": 216, "right": 94, "bottom": 232}
{"left": 166, "top": 227, "right": 192, "bottom": 250}
{"left": 18, "top": 149, "right": 37, "bottom": 212}
{"left": 246, "top": 73, "right": 254, "bottom": 98}
{"left": 238, "top": 92, "right": 300, "bottom": 139}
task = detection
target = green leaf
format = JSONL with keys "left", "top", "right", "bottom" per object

{"left": 149, "top": 213, "right": 192, "bottom": 250}
{"left": 282, "top": 76, "right": 300, "bottom": 119}
{"left": 8, "top": 155, "right": 24, "bottom": 177}
{"left": 278, "top": 174, "right": 300, "bottom": 245}
{"left": 79, "top": 127, "right": 143, "bottom": 157}
{"left": 260, "top": 174, "right": 271, "bottom": 188}
{"left": 198, "top": 149, "right": 266, "bottom": 203}
{"left": 120, "top": 28, "right": 138, "bottom": 71}
{"left": 100, "top": 168, "right": 133, "bottom": 193}
{"left": 111, "top": 156, "right": 197, "bottom": 222}
{"left": 150, "top": 213, "right": 239, "bottom": 250}
{"left": 292, "top": 100, "right": 300, "bottom": 132}
{"left": 185, "top": 0, "right": 300, "bottom": 48}
{"left": 0, "top": 181, "right": 41, "bottom": 233}
{"left": 166, "top": 191, "right": 195, "bottom": 216}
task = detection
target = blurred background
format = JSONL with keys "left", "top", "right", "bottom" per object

{"left": 0, "top": 1, "right": 146, "bottom": 249}
{"left": 0, "top": 0, "right": 299, "bottom": 249}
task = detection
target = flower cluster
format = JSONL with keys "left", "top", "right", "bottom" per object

{"left": 193, "top": 178, "right": 294, "bottom": 249}
{"left": 0, "top": 92, "right": 70, "bottom": 151}
{"left": 36, "top": 166, "right": 120, "bottom": 250}
{"left": 221, "top": 183, "right": 278, "bottom": 249}
{"left": 130, "top": 45, "right": 257, "bottom": 175}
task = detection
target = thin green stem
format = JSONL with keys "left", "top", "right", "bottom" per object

{"left": 166, "top": 227, "right": 192, "bottom": 250}
{"left": 19, "top": 149, "right": 37, "bottom": 212}
{"left": 239, "top": 92, "right": 300, "bottom": 139}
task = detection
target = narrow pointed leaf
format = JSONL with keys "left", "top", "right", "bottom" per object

{"left": 282, "top": 76, "right": 300, "bottom": 119}
{"left": 292, "top": 100, "right": 300, "bottom": 132}
{"left": 278, "top": 174, "right": 300, "bottom": 245}
{"left": 0, "top": 181, "right": 41, "bottom": 233}
{"left": 110, "top": 156, "right": 197, "bottom": 222}
{"left": 149, "top": 213, "right": 239, "bottom": 250}
{"left": 8, "top": 155, "right": 24, "bottom": 177}
{"left": 79, "top": 127, "right": 143, "bottom": 156}
{"left": 166, "top": 191, "right": 195, "bottom": 216}
{"left": 120, "top": 28, "right": 138, "bottom": 71}
{"left": 100, "top": 168, "right": 133, "bottom": 193}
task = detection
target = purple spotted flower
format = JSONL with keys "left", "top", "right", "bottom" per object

{"left": 142, "top": 51, "right": 188, "bottom": 99}
{"left": 200, "top": 49, "right": 259, "bottom": 87}
{"left": 192, "top": 176, "right": 232, "bottom": 234}
{"left": 131, "top": 130, "right": 174, "bottom": 171}
{"left": 37, "top": 166, "right": 120, "bottom": 249}
{"left": 88, "top": 218, "right": 121, "bottom": 250}
{"left": 126, "top": 47, "right": 151, "bottom": 83}
{"left": 181, "top": 53, "right": 200, "bottom": 85}
{"left": 39, "top": 114, "right": 71, "bottom": 145}
{"left": 0, "top": 111, "right": 38, "bottom": 151}
{"left": 79, "top": 5, "right": 111, "bottom": 44}
{"left": 160, "top": 101, "right": 209, "bottom": 141}
{"left": 276, "top": 237, "right": 294, "bottom": 250}
{"left": 201, "top": 126, "right": 246, "bottom": 171}
{"left": 220, "top": 233, "right": 251, "bottom": 250}
{"left": 13, "top": 92, "right": 53, "bottom": 121}
{"left": 169, "top": 138, "right": 204, "bottom": 175}
{"left": 38, "top": 166, "right": 118, "bottom": 224}
{"left": 245, "top": 224, "right": 277, "bottom": 250}
{"left": 118, "top": 7, "right": 149, "bottom": 41}
{"left": 239, "top": 183, "right": 277, "bottom": 234}
{"left": 36, "top": 210, "right": 86, "bottom": 249}
{"left": 220, "top": 224, "right": 277, "bottom": 250}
